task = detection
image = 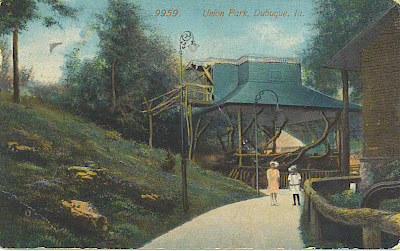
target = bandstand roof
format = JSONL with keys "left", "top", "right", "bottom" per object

{"left": 192, "top": 57, "right": 361, "bottom": 126}
{"left": 194, "top": 81, "right": 360, "bottom": 126}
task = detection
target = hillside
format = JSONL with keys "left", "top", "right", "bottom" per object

{"left": 0, "top": 93, "right": 256, "bottom": 248}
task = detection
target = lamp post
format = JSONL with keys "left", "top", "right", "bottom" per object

{"left": 254, "top": 89, "right": 279, "bottom": 195}
{"left": 179, "top": 31, "right": 199, "bottom": 213}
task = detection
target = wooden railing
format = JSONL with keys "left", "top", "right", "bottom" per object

{"left": 185, "top": 83, "right": 214, "bottom": 106}
{"left": 303, "top": 176, "right": 400, "bottom": 248}
{"left": 280, "top": 170, "right": 340, "bottom": 188}
{"left": 229, "top": 167, "right": 341, "bottom": 188}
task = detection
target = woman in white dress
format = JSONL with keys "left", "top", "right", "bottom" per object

{"left": 288, "top": 165, "right": 301, "bottom": 206}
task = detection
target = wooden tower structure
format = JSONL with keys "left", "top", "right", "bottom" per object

{"left": 144, "top": 56, "right": 362, "bottom": 187}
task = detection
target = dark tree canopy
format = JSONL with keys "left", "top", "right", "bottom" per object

{"left": 0, "top": 0, "right": 78, "bottom": 31}
{"left": 302, "top": 0, "right": 394, "bottom": 104}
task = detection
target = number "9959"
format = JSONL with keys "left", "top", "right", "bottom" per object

{"left": 155, "top": 10, "right": 179, "bottom": 17}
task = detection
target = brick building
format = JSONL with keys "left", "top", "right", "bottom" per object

{"left": 325, "top": 4, "right": 400, "bottom": 189}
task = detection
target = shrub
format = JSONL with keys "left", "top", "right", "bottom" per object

{"left": 160, "top": 151, "right": 175, "bottom": 173}
{"left": 374, "top": 160, "right": 400, "bottom": 183}
{"left": 329, "top": 190, "right": 362, "bottom": 209}
{"left": 114, "top": 223, "right": 142, "bottom": 239}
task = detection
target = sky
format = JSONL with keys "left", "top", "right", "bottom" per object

{"left": 13, "top": 0, "right": 317, "bottom": 83}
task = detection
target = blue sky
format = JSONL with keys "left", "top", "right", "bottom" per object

{"left": 15, "top": 0, "right": 316, "bottom": 82}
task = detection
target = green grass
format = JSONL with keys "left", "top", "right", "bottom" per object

{"left": 0, "top": 93, "right": 256, "bottom": 248}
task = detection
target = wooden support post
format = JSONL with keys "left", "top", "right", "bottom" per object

{"left": 310, "top": 202, "right": 322, "bottom": 241}
{"left": 144, "top": 97, "right": 153, "bottom": 148}
{"left": 336, "top": 128, "right": 342, "bottom": 170}
{"left": 363, "top": 227, "right": 381, "bottom": 249}
{"left": 192, "top": 118, "right": 211, "bottom": 158}
{"left": 238, "top": 108, "right": 243, "bottom": 166}
{"left": 251, "top": 173, "right": 256, "bottom": 188}
{"left": 342, "top": 70, "right": 350, "bottom": 176}
{"left": 272, "top": 121, "right": 277, "bottom": 154}
{"left": 188, "top": 104, "right": 194, "bottom": 160}
{"left": 229, "top": 168, "right": 236, "bottom": 177}
{"left": 192, "top": 119, "right": 201, "bottom": 160}
{"left": 217, "top": 131, "right": 227, "bottom": 153}
{"left": 149, "top": 114, "right": 153, "bottom": 148}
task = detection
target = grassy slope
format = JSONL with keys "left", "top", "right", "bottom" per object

{"left": 0, "top": 93, "right": 256, "bottom": 248}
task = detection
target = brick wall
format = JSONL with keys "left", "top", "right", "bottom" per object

{"left": 361, "top": 11, "right": 400, "bottom": 157}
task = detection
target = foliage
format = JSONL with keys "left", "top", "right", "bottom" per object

{"left": 381, "top": 198, "right": 400, "bottom": 213}
{"left": 372, "top": 160, "right": 400, "bottom": 213}
{"left": 0, "top": 38, "right": 34, "bottom": 92}
{"left": 0, "top": 0, "right": 78, "bottom": 32}
{"left": 160, "top": 151, "right": 176, "bottom": 173}
{"left": 0, "top": 39, "right": 12, "bottom": 90}
{"left": 302, "top": 0, "right": 394, "bottom": 103}
{"left": 0, "top": 0, "right": 78, "bottom": 102}
{"left": 0, "top": 92, "right": 256, "bottom": 248}
{"left": 329, "top": 190, "right": 362, "bottom": 209}
{"left": 374, "top": 160, "right": 400, "bottom": 183}
{"left": 60, "top": 0, "right": 179, "bottom": 149}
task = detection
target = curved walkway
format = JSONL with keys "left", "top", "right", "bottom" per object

{"left": 140, "top": 189, "right": 304, "bottom": 249}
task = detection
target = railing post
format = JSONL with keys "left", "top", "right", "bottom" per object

{"left": 363, "top": 226, "right": 381, "bottom": 249}
{"left": 310, "top": 201, "right": 322, "bottom": 241}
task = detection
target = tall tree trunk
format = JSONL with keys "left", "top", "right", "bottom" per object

{"left": 111, "top": 57, "right": 117, "bottom": 109}
{"left": 12, "top": 24, "right": 20, "bottom": 103}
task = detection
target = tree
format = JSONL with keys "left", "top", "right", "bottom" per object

{"left": 302, "top": 0, "right": 393, "bottom": 104}
{"left": 93, "top": 0, "right": 175, "bottom": 110}
{"left": 0, "top": 0, "right": 77, "bottom": 103}
{"left": 62, "top": 0, "right": 178, "bottom": 148}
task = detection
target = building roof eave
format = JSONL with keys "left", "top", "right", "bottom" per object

{"left": 324, "top": 3, "right": 399, "bottom": 71}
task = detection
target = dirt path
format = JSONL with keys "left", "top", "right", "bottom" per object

{"left": 140, "top": 189, "right": 304, "bottom": 249}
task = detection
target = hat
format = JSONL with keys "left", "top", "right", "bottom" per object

{"left": 288, "top": 165, "right": 297, "bottom": 172}
{"left": 270, "top": 161, "right": 279, "bottom": 167}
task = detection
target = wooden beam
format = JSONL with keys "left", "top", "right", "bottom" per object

{"left": 238, "top": 108, "right": 243, "bottom": 166}
{"left": 242, "top": 118, "right": 255, "bottom": 135}
{"left": 258, "top": 123, "right": 273, "bottom": 138}
{"left": 217, "top": 131, "right": 227, "bottom": 153}
{"left": 192, "top": 118, "right": 212, "bottom": 158}
{"left": 260, "top": 120, "right": 288, "bottom": 152}
{"left": 272, "top": 121, "right": 277, "bottom": 154}
{"left": 142, "top": 88, "right": 180, "bottom": 104}
{"left": 202, "top": 66, "right": 214, "bottom": 84}
{"left": 188, "top": 104, "right": 194, "bottom": 160}
{"left": 342, "top": 70, "right": 350, "bottom": 176}
{"left": 336, "top": 128, "right": 342, "bottom": 170}
{"left": 143, "top": 97, "right": 153, "bottom": 148}
{"left": 276, "top": 112, "right": 340, "bottom": 166}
